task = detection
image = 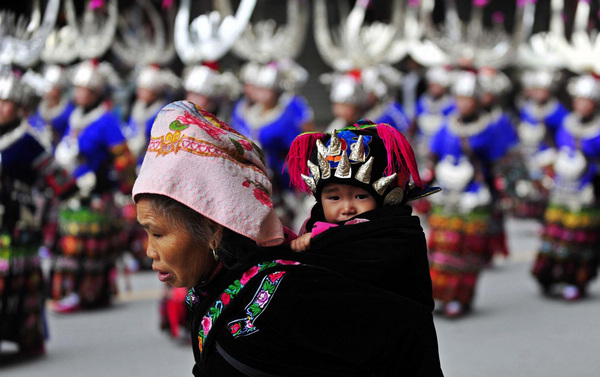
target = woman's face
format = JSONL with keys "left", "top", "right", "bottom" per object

{"left": 332, "top": 102, "right": 361, "bottom": 123}
{"left": 73, "top": 86, "right": 101, "bottom": 108}
{"left": 137, "top": 87, "right": 159, "bottom": 105}
{"left": 0, "top": 99, "right": 19, "bottom": 126}
{"left": 185, "top": 92, "right": 216, "bottom": 112}
{"left": 136, "top": 198, "right": 218, "bottom": 287}
{"left": 456, "top": 95, "right": 479, "bottom": 117}
{"left": 573, "top": 97, "right": 596, "bottom": 119}
{"left": 252, "top": 86, "right": 278, "bottom": 108}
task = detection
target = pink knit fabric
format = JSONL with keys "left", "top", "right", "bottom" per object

{"left": 132, "top": 100, "right": 284, "bottom": 246}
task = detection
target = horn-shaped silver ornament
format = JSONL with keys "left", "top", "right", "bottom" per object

{"left": 334, "top": 151, "right": 351, "bottom": 179}
{"left": 111, "top": 0, "right": 176, "bottom": 67}
{"left": 301, "top": 174, "right": 317, "bottom": 193}
{"left": 327, "top": 130, "right": 341, "bottom": 156}
{"left": 307, "top": 160, "right": 320, "bottom": 185}
{"left": 354, "top": 157, "right": 374, "bottom": 185}
{"left": 420, "top": 0, "right": 524, "bottom": 69}
{"left": 218, "top": 0, "right": 309, "bottom": 64}
{"left": 317, "top": 149, "right": 331, "bottom": 179}
{"left": 314, "top": 0, "right": 411, "bottom": 71}
{"left": 349, "top": 135, "right": 366, "bottom": 162}
{"left": 174, "top": 0, "right": 256, "bottom": 65}
{"left": 316, "top": 139, "right": 328, "bottom": 158}
{"left": 372, "top": 173, "right": 397, "bottom": 195}
{"left": 63, "top": 0, "right": 118, "bottom": 60}
{"left": 0, "top": 0, "right": 60, "bottom": 67}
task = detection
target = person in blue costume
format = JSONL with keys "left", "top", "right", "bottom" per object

{"left": 229, "top": 60, "right": 314, "bottom": 226}
{"left": 532, "top": 74, "right": 600, "bottom": 301}
{"left": 0, "top": 68, "right": 77, "bottom": 359}
{"left": 362, "top": 64, "right": 411, "bottom": 133}
{"left": 411, "top": 66, "right": 457, "bottom": 182}
{"left": 426, "top": 70, "right": 511, "bottom": 317}
{"left": 124, "top": 64, "right": 179, "bottom": 169}
{"left": 50, "top": 59, "right": 136, "bottom": 313}
{"left": 29, "top": 64, "right": 76, "bottom": 150}
{"left": 477, "top": 67, "right": 518, "bottom": 260}
{"left": 508, "top": 68, "right": 570, "bottom": 218}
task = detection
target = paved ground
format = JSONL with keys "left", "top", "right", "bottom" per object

{"left": 1, "top": 217, "right": 600, "bottom": 377}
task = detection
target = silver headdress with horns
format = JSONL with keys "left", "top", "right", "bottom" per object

{"left": 553, "top": 0, "right": 600, "bottom": 75}
{"left": 111, "top": 0, "right": 176, "bottom": 68}
{"left": 219, "top": 0, "right": 310, "bottom": 93}
{"left": 217, "top": 0, "right": 309, "bottom": 64}
{"left": 516, "top": 0, "right": 567, "bottom": 70}
{"left": 174, "top": 0, "right": 256, "bottom": 65}
{"left": 0, "top": 0, "right": 60, "bottom": 68}
{"left": 314, "top": 0, "right": 416, "bottom": 72}
{"left": 41, "top": 0, "right": 117, "bottom": 64}
{"left": 420, "top": 0, "right": 525, "bottom": 69}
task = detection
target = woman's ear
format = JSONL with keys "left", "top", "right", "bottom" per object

{"left": 209, "top": 221, "right": 224, "bottom": 248}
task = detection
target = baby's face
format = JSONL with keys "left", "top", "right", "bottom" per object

{"left": 320, "top": 183, "right": 377, "bottom": 223}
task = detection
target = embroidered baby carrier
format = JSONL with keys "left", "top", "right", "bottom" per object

{"left": 188, "top": 259, "right": 303, "bottom": 360}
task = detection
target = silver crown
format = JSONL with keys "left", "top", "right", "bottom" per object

{"left": 302, "top": 130, "right": 395, "bottom": 196}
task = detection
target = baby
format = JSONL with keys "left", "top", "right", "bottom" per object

{"left": 291, "top": 182, "right": 376, "bottom": 251}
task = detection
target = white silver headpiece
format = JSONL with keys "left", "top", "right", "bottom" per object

{"left": 111, "top": 0, "right": 176, "bottom": 68}
{"left": 43, "top": 64, "right": 70, "bottom": 89}
{"left": 520, "top": 68, "right": 560, "bottom": 91}
{"left": 136, "top": 64, "right": 181, "bottom": 93}
{"left": 0, "top": 67, "right": 40, "bottom": 106}
{"left": 0, "top": 68, "right": 26, "bottom": 104}
{"left": 420, "top": 0, "right": 524, "bottom": 69}
{"left": 567, "top": 75, "right": 600, "bottom": 101}
{"left": 321, "top": 71, "right": 368, "bottom": 106}
{"left": 478, "top": 68, "right": 511, "bottom": 96}
{"left": 425, "top": 66, "right": 452, "bottom": 87}
{"left": 451, "top": 70, "right": 481, "bottom": 98}
{"left": 182, "top": 65, "right": 241, "bottom": 101}
{"left": 42, "top": 0, "right": 117, "bottom": 64}
{"left": 71, "top": 59, "right": 121, "bottom": 91}
{"left": 242, "top": 59, "right": 308, "bottom": 92}
{"left": 0, "top": 0, "right": 60, "bottom": 68}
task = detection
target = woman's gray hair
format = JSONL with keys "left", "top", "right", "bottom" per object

{"left": 135, "top": 193, "right": 218, "bottom": 245}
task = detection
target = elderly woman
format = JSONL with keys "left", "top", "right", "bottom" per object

{"left": 133, "top": 100, "right": 443, "bottom": 376}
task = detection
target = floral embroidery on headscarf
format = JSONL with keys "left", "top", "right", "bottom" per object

{"left": 242, "top": 180, "right": 273, "bottom": 208}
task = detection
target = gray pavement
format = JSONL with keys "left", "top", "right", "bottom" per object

{"left": 1, "top": 217, "right": 600, "bottom": 377}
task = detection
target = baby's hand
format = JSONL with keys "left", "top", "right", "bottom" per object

{"left": 290, "top": 233, "right": 312, "bottom": 252}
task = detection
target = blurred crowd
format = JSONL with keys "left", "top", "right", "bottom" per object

{"left": 1, "top": 0, "right": 599, "bottom": 360}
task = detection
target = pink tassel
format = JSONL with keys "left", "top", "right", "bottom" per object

{"left": 162, "top": 0, "right": 174, "bottom": 10}
{"left": 284, "top": 132, "right": 326, "bottom": 192}
{"left": 376, "top": 124, "right": 424, "bottom": 189}
{"left": 88, "top": 0, "right": 104, "bottom": 10}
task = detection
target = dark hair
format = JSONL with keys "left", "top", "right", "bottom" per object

{"left": 135, "top": 193, "right": 262, "bottom": 270}
{"left": 135, "top": 193, "right": 215, "bottom": 245}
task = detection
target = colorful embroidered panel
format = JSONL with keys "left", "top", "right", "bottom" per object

{"left": 195, "top": 259, "right": 300, "bottom": 354}
{"left": 227, "top": 270, "right": 286, "bottom": 339}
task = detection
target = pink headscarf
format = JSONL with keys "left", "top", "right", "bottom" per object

{"left": 132, "top": 100, "right": 284, "bottom": 246}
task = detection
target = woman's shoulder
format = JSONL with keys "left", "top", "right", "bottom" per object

{"left": 198, "top": 259, "right": 440, "bottom": 376}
